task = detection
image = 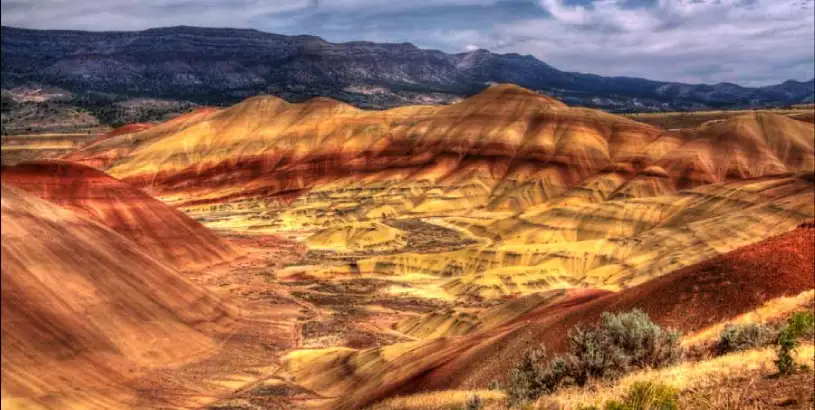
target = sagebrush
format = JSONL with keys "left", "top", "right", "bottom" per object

{"left": 716, "top": 323, "right": 777, "bottom": 355}
{"left": 506, "top": 310, "right": 683, "bottom": 406}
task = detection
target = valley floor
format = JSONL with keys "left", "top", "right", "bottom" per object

{"left": 121, "top": 220, "right": 495, "bottom": 409}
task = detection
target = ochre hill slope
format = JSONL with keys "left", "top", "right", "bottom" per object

{"left": 393, "top": 288, "right": 603, "bottom": 340}
{"left": 63, "top": 107, "right": 220, "bottom": 169}
{"left": 62, "top": 85, "right": 815, "bottom": 299}
{"left": 92, "top": 122, "right": 155, "bottom": 142}
{"left": 65, "top": 85, "right": 812, "bottom": 224}
{"left": 0, "top": 184, "right": 236, "bottom": 410}
{"left": 283, "top": 224, "right": 815, "bottom": 410}
{"left": 0, "top": 160, "right": 238, "bottom": 269}
{"left": 311, "top": 171, "right": 813, "bottom": 300}
{"left": 68, "top": 84, "right": 663, "bottom": 212}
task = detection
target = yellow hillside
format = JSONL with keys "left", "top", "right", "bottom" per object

{"left": 66, "top": 85, "right": 815, "bottom": 299}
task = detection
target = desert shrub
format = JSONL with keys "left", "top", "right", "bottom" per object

{"left": 562, "top": 310, "right": 683, "bottom": 385}
{"left": 506, "top": 346, "right": 549, "bottom": 407}
{"left": 601, "top": 310, "right": 684, "bottom": 369}
{"left": 604, "top": 382, "right": 679, "bottom": 410}
{"left": 505, "top": 310, "right": 683, "bottom": 406}
{"left": 715, "top": 323, "right": 777, "bottom": 355}
{"left": 506, "top": 349, "right": 574, "bottom": 407}
{"left": 561, "top": 325, "right": 629, "bottom": 385}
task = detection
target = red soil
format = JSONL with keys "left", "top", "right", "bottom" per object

{"left": 111, "top": 123, "right": 153, "bottom": 136}
{"left": 0, "top": 159, "right": 239, "bottom": 269}
{"left": 102, "top": 123, "right": 154, "bottom": 138}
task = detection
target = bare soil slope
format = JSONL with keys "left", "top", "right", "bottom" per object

{"left": 1, "top": 160, "right": 238, "bottom": 269}
{"left": 0, "top": 184, "right": 236, "bottom": 409}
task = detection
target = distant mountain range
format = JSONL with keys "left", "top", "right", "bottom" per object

{"left": 1, "top": 25, "right": 813, "bottom": 132}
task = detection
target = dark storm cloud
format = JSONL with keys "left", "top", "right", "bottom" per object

{"left": 0, "top": 0, "right": 812, "bottom": 85}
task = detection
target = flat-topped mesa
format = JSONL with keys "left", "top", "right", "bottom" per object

{"left": 0, "top": 159, "right": 239, "bottom": 269}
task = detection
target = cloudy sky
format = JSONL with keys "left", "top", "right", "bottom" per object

{"left": 2, "top": 0, "right": 813, "bottom": 86}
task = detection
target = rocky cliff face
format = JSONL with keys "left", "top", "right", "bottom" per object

{"left": 2, "top": 25, "right": 813, "bottom": 117}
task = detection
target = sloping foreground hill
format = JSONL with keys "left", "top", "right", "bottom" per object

{"left": 0, "top": 184, "right": 236, "bottom": 409}
{"left": 281, "top": 224, "right": 815, "bottom": 410}
{"left": 0, "top": 159, "right": 238, "bottom": 269}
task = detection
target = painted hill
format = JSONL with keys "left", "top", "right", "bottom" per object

{"left": 1, "top": 80, "right": 813, "bottom": 410}
{"left": 282, "top": 224, "right": 815, "bottom": 409}
{"left": 0, "top": 159, "right": 238, "bottom": 269}
{"left": 71, "top": 85, "right": 813, "bottom": 210}
{"left": 0, "top": 183, "right": 236, "bottom": 409}
{"left": 62, "top": 85, "right": 814, "bottom": 298}
{"left": 62, "top": 107, "right": 220, "bottom": 169}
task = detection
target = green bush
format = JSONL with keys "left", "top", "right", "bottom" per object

{"left": 775, "top": 324, "right": 798, "bottom": 375}
{"left": 618, "top": 381, "right": 678, "bottom": 410}
{"left": 578, "top": 382, "right": 679, "bottom": 410}
{"left": 775, "top": 310, "right": 814, "bottom": 375}
{"left": 785, "top": 311, "right": 815, "bottom": 340}
{"left": 715, "top": 323, "right": 777, "bottom": 355}
{"left": 601, "top": 310, "right": 684, "bottom": 369}
{"left": 505, "top": 310, "right": 684, "bottom": 406}
{"left": 507, "top": 349, "right": 576, "bottom": 407}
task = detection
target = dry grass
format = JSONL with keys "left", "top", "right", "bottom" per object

{"left": 535, "top": 344, "right": 814, "bottom": 409}
{"left": 623, "top": 108, "right": 814, "bottom": 129}
{"left": 684, "top": 290, "right": 815, "bottom": 348}
{"left": 366, "top": 390, "right": 506, "bottom": 410}
{"left": 678, "top": 385, "right": 766, "bottom": 410}
{"left": 360, "top": 344, "right": 815, "bottom": 409}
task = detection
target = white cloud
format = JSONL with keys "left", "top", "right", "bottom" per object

{"left": 448, "top": 0, "right": 815, "bottom": 84}
{"left": 0, "top": 0, "right": 313, "bottom": 30}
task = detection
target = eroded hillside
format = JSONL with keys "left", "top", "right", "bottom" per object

{"left": 3, "top": 84, "right": 813, "bottom": 410}
{"left": 67, "top": 84, "right": 815, "bottom": 300}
